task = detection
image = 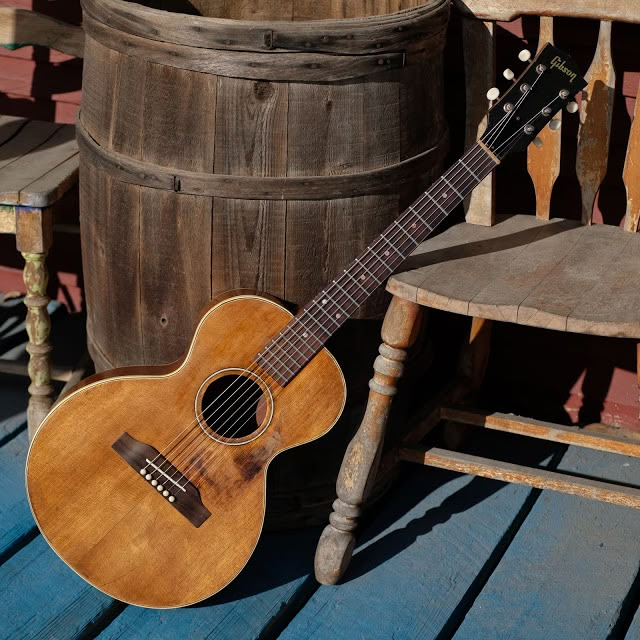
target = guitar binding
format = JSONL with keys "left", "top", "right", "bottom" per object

{"left": 112, "top": 432, "right": 211, "bottom": 528}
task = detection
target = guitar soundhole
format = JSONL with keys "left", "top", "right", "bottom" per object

{"left": 197, "top": 371, "right": 271, "bottom": 444}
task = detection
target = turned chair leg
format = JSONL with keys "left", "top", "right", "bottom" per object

{"left": 315, "top": 296, "right": 423, "bottom": 585}
{"left": 22, "top": 251, "right": 54, "bottom": 440}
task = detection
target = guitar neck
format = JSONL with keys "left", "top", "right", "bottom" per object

{"left": 255, "top": 142, "right": 499, "bottom": 386}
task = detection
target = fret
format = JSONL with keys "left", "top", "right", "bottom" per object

{"left": 287, "top": 320, "right": 322, "bottom": 348}
{"left": 315, "top": 297, "right": 343, "bottom": 326}
{"left": 253, "top": 143, "right": 498, "bottom": 387}
{"left": 393, "top": 219, "right": 419, "bottom": 245}
{"left": 441, "top": 176, "right": 463, "bottom": 199}
{"left": 355, "top": 258, "right": 382, "bottom": 285}
{"left": 459, "top": 158, "right": 481, "bottom": 182}
{"left": 343, "top": 269, "right": 369, "bottom": 296}
{"left": 424, "top": 191, "right": 447, "bottom": 214}
{"left": 365, "top": 248, "right": 389, "bottom": 273}
{"left": 379, "top": 233, "right": 404, "bottom": 258}
{"left": 333, "top": 280, "right": 360, "bottom": 307}
{"left": 256, "top": 351, "right": 294, "bottom": 377}
{"left": 275, "top": 330, "right": 310, "bottom": 363}
{"left": 408, "top": 205, "right": 431, "bottom": 230}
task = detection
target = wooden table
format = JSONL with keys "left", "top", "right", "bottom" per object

{"left": 0, "top": 114, "right": 78, "bottom": 437}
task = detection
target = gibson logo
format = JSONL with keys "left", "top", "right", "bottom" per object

{"left": 550, "top": 56, "right": 577, "bottom": 83}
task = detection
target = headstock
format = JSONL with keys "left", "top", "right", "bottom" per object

{"left": 481, "top": 44, "right": 586, "bottom": 160}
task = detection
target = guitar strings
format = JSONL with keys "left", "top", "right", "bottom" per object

{"left": 143, "top": 142, "right": 497, "bottom": 492}
{"left": 143, "top": 82, "right": 551, "bottom": 491}
{"left": 172, "top": 144, "right": 503, "bottom": 485}
{"left": 175, "top": 87, "right": 561, "bottom": 485}
{"left": 147, "top": 111, "right": 522, "bottom": 490}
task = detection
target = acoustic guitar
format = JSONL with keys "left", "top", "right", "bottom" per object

{"left": 26, "top": 45, "right": 585, "bottom": 608}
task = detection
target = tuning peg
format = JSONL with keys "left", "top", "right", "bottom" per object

{"left": 518, "top": 49, "right": 532, "bottom": 62}
{"left": 486, "top": 87, "right": 500, "bottom": 101}
{"left": 549, "top": 119, "right": 562, "bottom": 131}
{"left": 533, "top": 137, "right": 543, "bottom": 148}
{"left": 566, "top": 101, "right": 579, "bottom": 113}
{"left": 503, "top": 68, "right": 515, "bottom": 81}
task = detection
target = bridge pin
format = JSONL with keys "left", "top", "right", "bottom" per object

{"left": 145, "top": 474, "right": 152, "bottom": 481}
{"left": 151, "top": 479, "right": 158, "bottom": 486}
{"left": 168, "top": 496, "right": 176, "bottom": 503}
{"left": 139, "top": 469, "right": 146, "bottom": 475}
{"left": 163, "top": 490, "right": 169, "bottom": 497}
{"left": 156, "top": 485, "right": 164, "bottom": 492}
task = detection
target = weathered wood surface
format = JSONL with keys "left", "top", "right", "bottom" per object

{"left": 575, "top": 21, "right": 615, "bottom": 225}
{"left": 389, "top": 214, "right": 640, "bottom": 338}
{"left": 315, "top": 296, "right": 423, "bottom": 585}
{"left": 453, "top": 445, "right": 640, "bottom": 639}
{"left": 623, "top": 79, "right": 640, "bottom": 232}
{"left": 0, "top": 7, "right": 84, "bottom": 57}
{"left": 463, "top": 18, "right": 495, "bottom": 226}
{"left": 401, "top": 446, "right": 640, "bottom": 508}
{"left": 286, "top": 435, "right": 564, "bottom": 639}
{"left": 527, "top": 17, "right": 561, "bottom": 221}
{"left": 76, "top": 118, "right": 447, "bottom": 201}
{"left": 441, "top": 407, "right": 640, "bottom": 457}
{"left": 83, "top": 13, "right": 409, "bottom": 82}
{"left": 453, "top": 0, "right": 640, "bottom": 23}
{"left": 0, "top": 125, "right": 78, "bottom": 206}
{"left": 81, "top": 0, "right": 449, "bottom": 53}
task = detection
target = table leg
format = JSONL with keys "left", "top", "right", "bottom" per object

{"left": 22, "top": 251, "right": 54, "bottom": 439}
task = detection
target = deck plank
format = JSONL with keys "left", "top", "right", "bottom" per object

{"left": 96, "top": 527, "right": 321, "bottom": 640}
{"left": 279, "top": 436, "right": 562, "bottom": 640}
{"left": 0, "top": 431, "right": 35, "bottom": 561}
{"left": 452, "top": 446, "right": 640, "bottom": 639}
{"left": 0, "top": 536, "right": 117, "bottom": 640}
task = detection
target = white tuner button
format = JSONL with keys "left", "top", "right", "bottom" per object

{"left": 549, "top": 119, "right": 562, "bottom": 131}
{"left": 145, "top": 474, "right": 152, "bottom": 481}
{"left": 518, "top": 49, "right": 532, "bottom": 62}
{"left": 503, "top": 68, "right": 515, "bottom": 80}
{"left": 156, "top": 485, "right": 164, "bottom": 492}
{"left": 533, "top": 137, "right": 543, "bottom": 148}
{"left": 486, "top": 87, "right": 500, "bottom": 101}
{"left": 168, "top": 495, "right": 176, "bottom": 503}
{"left": 151, "top": 479, "right": 158, "bottom": 486}
{"left": 163, "top": 490, "right": 170, "bottom": 497}
{"left": 566, "top": 101, "right": 579, "bottom": 113}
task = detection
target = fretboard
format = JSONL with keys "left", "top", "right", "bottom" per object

{"left": 255, "top": 142, "right": 499, "bottom": 386}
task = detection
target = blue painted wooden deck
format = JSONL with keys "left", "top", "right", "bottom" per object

{"left": 2, "top": 297, "right": 640, "bottom": 640}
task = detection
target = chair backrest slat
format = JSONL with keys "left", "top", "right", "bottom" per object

{"left": 454, "top": 0, "right": 640, "bottom": 25}
{"left": 575, "top": 20, "right": 615, "bottom": 225}
{"left": 463, "top": 18, "right": 495, "bottom": 226}
{"left": 623, "top": 82, "right": 640, "bottom": 232}
{"left": 527, "top": 16, "right": 561, "bottom": 221}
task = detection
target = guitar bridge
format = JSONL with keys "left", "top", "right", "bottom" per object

{"left": 112, "top": 432, "right": 211, "bottom": 528}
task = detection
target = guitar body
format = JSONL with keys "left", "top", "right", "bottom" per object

{"left": 26, "top": 294, "right": 346, "bottom": 608}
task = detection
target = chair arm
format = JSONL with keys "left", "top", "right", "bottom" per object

{"left": 0, "top": 7, "right": 84, "bottom": 58}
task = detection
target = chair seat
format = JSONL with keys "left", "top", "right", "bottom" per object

{"left": 389, "top": 213, "right": 640, "bottom": 338}
{"left": 0, "top": 115, "right": 78, "bottom": 208}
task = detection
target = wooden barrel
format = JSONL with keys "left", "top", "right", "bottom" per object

{"left": 78, "top": 0, "right": 449, "bottom": 528}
